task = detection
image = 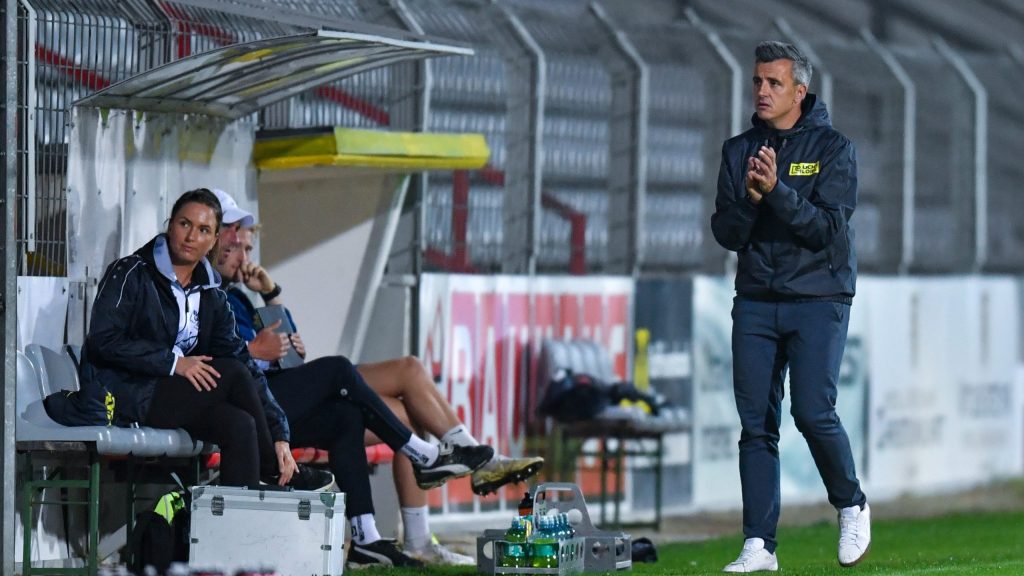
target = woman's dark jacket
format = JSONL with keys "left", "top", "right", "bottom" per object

{"left": 711, "top": 94, "right": 857, "bottom": 301}
{"left": 74, "top": 234, "right": 290, "bottom": 441}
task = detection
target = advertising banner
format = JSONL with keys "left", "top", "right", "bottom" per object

{"left": 864, "top": 277, "right": 1021, "bottom": 496}
{"left": 418, "top": 274, "right": 633, "bottom": 512}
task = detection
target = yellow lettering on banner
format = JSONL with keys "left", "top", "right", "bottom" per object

{"left": 789, "top": 161, "right": 820, "bottom": 176}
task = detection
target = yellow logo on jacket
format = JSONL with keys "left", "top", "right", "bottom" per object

{"left": 789, "top": 161, "right": 820, "bottom": 176}
{"left": 104, "top": 391, "right": 115, "bottom": 425}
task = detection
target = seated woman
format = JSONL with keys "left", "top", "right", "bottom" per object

{"left": 71, "top": 188, "right": 329, "bottom": 489}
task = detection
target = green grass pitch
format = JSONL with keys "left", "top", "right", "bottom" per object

{"left": 393, "top": 509, "right": 1024, "bottom": 575}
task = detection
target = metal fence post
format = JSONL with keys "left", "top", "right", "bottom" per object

{"left": 494, "top": 4, "right": 544, "bottom": 276}
{"left": 933, "top": 36, "right": 988, "bottom": 273}
{"left": 2, "top": 0, "right": 19, "bottom": 572}
{"left": 861, "top": 28, "right": 916, "bottom": 275}
{"left": 590, "top": 1, "right": 647, "bottom": 276}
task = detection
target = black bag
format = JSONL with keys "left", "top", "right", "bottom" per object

{"left": 538, "top": 369, "right": 612, "bottom": 423}
{"left": 130, "top": 491, "right": 190, "bottom": 576}
{"left": 42, "top": 389, "right": 113, "bottom": 427}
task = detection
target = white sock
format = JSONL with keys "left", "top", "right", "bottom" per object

{"left": 350, "top": 513, "right": 382, "bottom": 545}
{"left": 441, "top": 424, "right": 479, "bottom": 447}
{"left": 442, "top": 425, "right": 499, "bottom": 465}
{"left": 401, "top": 505, "right": 431, "bottom": 551}
{"left": 401, "top": 435, "right": 439, "bottom": 466}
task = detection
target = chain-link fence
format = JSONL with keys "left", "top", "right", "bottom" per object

{"left": 628, "top": 24, "right": 731, "bottom": 272}
{"left": 892, "top": 43, "right": 977, "bottom": 273}
{"left": 817, "top": 38, "right": 906, "bottom": 274}
{"left": 969, "top": 51, "right": 1024, "bottom": 272}
{"left": 509, "top": 2, "right": 613, "bottom": 273}
{"left": 10, "top": 0, "right": 1024, "bottom": 280}
{"left": 404, "top": 0, "right": 511, "bottom": 273}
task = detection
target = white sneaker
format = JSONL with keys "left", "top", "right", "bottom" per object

{"left": 723, "top": 537, "right": 778, "bottom": 573}
{"left": 406, "top": 540, "right": 475, "bottom": 566}
{"left": 838, "top": 503, "right": 871, "bottom": 567}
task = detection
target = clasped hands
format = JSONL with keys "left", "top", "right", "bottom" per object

{"left": 746, "top": 145, "right": 778, "bottom": 204}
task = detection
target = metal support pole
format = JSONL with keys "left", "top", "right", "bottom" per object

{"left": 774, "top": 17, "right": 833, "bottom": 111}
{"left": 861, "top": 28, "right": 916, "bottom": 274}
{"left": 934, "top": 36, "right": 988, "bottom": 273}
{"left": 88, "top": 454, "right": 99, "bottom": 576}
{"left": 590, "top": 1, "right": 648, "bottom": 276}
{"left": 23, "top": 0, "right": 34, "bottom": 253}
{"left": 686, "top": 7, "right": 742, "bottom": 275}
{"left": 493, "top": 4, "right": 544, "bottom": 276}
{"left": 3, "top": 0, "right": 21, "bottom": 572}
{"left": 685, "top": 7, "right": 742, "bottom": 137}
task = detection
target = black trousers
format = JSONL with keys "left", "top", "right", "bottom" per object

{"left": 268, "top": 356, "right": 413, "bottom": 517}
{"left": 144, "top": 358, "right": 277, "bottom": 487}
{"left": 732, "top": 299, "right": 866, "bottom": 553}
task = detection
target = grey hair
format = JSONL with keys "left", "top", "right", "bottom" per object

{"left": 755, "top": 41, "right": 812, "bottom": 87}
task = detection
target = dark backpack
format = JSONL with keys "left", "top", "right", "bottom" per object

{"left": 42, "top": 388, "right": 114, "bottom": 427}
{"left": 538, "top": 370, "right": 612, "bottom": 423}
{"left": 130, "top": 491, "right": 190, "bottom": 575}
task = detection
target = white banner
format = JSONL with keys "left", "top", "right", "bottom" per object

{"left": 863, "top": 277, "right": 1021, "bottom": 497}
{"left": 692, "top": 276, "right": 742, "bottom": 508}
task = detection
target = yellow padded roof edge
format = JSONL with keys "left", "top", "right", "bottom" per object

{"left": 254, "top": 127, "right": 490, "bottom": 171}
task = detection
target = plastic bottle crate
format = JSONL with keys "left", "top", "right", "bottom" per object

{"left": 476, "top": 483, "right": 632, "bottom": 574}
{"left": 491, "top": 536, "right": 585, "bottom": 575}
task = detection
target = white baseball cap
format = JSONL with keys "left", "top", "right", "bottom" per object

{"left": 211, "top": 188, "right": 256, "bottom": 227}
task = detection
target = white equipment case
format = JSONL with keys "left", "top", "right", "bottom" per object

{"left": 189, "top": 485, "right": 346, "bottom": 575}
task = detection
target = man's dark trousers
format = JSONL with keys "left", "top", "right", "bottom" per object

{"left": 731, "top": 298, "right": 866, "bottom": 553}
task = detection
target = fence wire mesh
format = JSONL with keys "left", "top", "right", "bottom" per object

{"left": 9, "top": 0, "right": 1024, "bottom": 278}
{"left": 816, "top": 39, "right": 906, "bottom": 273}
{"left": 892, "top": 44, "right": 976, "bottom": 273}
{"left": 257, "top": 0, "right": 394, "bottom": 131}
{"left": 968, "top": 52, "right": 1024, "bottom": 272}
{"left": 629, "top": 25, "right": 727, "bottom": 272}
{"left": 406, "top": 0, "right": 509, "bottom": 273}
{"left": 510, "top": 3, "right": 612, "bottom": 273}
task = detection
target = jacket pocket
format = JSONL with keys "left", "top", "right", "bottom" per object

{"left": 827, "top": 230, "right": 849, "bottom": 276}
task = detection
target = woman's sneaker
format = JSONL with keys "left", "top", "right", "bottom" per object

{"left": 348, "top": 539, "right": 424, "bottom": 569}
{"left": 412, "top": 442, "right": 493, "bottom": 490}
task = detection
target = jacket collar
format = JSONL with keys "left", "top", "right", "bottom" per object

{"left": 140, "top": 234, "right": 221, "bottom": 290}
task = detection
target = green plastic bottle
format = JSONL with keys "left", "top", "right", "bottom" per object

{"left": 529, "top": 516, "right": 559, "bottom": 568}
{"left": 500, "top": 518, "right": 528, "bottom": 567}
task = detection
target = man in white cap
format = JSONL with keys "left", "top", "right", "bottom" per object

{"left": 211, "top": 188, "right": 544, "bottom": 566}
{"left": 210, "top": 188, "right": 254, "bottom": 258}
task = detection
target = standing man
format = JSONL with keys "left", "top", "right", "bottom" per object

{"left": 711, "top": 41, "right": 870, "bottom": 572}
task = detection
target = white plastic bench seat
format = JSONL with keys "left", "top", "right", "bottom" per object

{"left": 18, "top": 345, "right": 203, "bottom": 458}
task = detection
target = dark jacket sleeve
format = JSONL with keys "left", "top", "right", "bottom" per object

{"left": 85, "top": 257, "right": 176, "bottom": 376}
{"left": 762, "top": 134, "right": 857, "bottom": 252}
{"left": 207, "top": 288, "right": 291, "bottom": 443}
{"left": 226, "top": 288, "right": 258, "bottom": 343}
{"left": 711, "top": 141, "right": 762, "bottom": 252}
